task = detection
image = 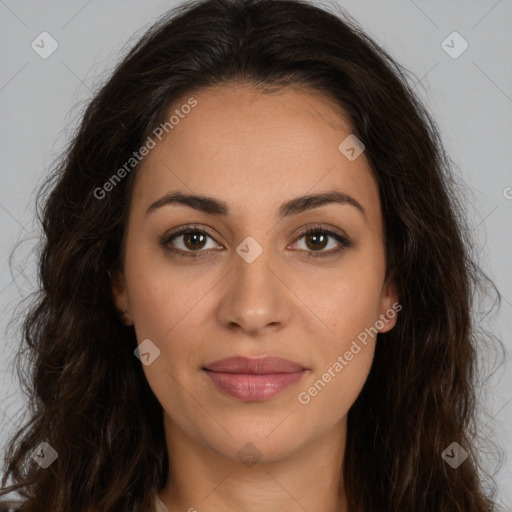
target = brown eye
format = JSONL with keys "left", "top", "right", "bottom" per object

{"left": 160, "top": 226, "right": 221, "bottom": 259}
{"left": 304, "top": 232, "right": 329, "bottom": 251}
{"left": 293, "top": 226, "right": 352, "bottom": 258}
{"left": 181, "top": 232, "right": 208, "bottom": 251}
{"left": 160, "top": 224, "right": 352, "bottom": 260}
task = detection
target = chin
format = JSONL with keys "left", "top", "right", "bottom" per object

{"left": 209, "top": 428, "right": 306, "bottom": 465}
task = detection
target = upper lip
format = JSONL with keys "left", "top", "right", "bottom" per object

{"left": 203, "top": 356, "right": 306, "bottom": 374}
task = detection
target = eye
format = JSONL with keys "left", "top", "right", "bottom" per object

{"left": 159, "top": 224, "right": 352, "bottom": 259}
{"left": 291, "top": 226, "right": 352, "bottom": 258}
{"left": 160, "top": 225, "right": 221, "bottom": 259}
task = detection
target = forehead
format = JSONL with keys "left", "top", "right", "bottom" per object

{"left": 131, "top": 84, "right": 382, "bottom": 231}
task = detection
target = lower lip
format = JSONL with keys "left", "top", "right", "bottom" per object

{"left": 203, "top": 370, "right": 306, "bottom": 401}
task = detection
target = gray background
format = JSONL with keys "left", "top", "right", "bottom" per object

{"left": 0, "top": 0, "right": 510, "bottom": 508}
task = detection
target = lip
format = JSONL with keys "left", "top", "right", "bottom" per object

{"left": 203, "top": 356, "right": 307, "bottom": 401}
{"left": 204, "top": 356, "right": 306, "bottom": 374}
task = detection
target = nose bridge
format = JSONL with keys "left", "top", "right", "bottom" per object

{"left": 219, "top": 234, "right": 288, "bottom": 333}
{"left": 233, "top": 234, "right": 277, "bottom": 302}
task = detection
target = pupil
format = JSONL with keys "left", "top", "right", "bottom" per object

{"left": 307, "top": 233, "right": 326, "bottom": 250}
{"left": 185, "top": 232, "right": 205, "bottom": 249}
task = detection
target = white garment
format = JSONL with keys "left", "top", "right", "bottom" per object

{"left": 156, "top": 496, "right": 170, "bottom": 512}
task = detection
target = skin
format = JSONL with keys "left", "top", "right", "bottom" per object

{"left": 111, "top": 83, "right": 399, "bottom": 512}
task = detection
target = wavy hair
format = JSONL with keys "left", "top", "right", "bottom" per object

{"left": 0, "top": 0, "right": 503, "bottom": 510}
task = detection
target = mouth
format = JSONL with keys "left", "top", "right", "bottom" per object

{"left": 202, "top": 356, "right": 307, "bottom": 401}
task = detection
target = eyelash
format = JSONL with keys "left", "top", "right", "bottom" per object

{"left": 159, "top": 224, "right": 352, "bottom": 260}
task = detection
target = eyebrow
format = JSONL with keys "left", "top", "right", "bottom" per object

{"left": 145, "top": 190, "right": 367, "bottom": 221}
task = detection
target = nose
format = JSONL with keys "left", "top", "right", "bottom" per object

{"left": 216, "top": 243, "right": 291, "bottom": 336}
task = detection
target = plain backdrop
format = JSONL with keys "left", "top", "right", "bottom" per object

{"left": 0, "top": 0, "right": 511, "bottom": 508}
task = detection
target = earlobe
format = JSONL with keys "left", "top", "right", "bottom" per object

{"left": 110, "top": 269, "right": 132, "bottom": 325}
{"left": 378, "top": 271, "right": 400, "bottom": 333}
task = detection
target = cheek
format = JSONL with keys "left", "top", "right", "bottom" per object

{"left": 296, "top": 314, "right": 377, "bottom": 429}
{"left": 124, "top": 245, "right": 204, "bottom": 340}
{"left": 125, "top": 256, "right": 206, "bottom": 420}
{"left": 296, "top": 340, "right": 375, "bottom": 434}
{"left": 293, "top": 262, "right": 382, "bottom": 418}
{"left": 293, "top": 258, "right": 384, "bottom": 340}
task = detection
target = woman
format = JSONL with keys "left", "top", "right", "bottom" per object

{"left": 0, "top": 0, "right": 502, "bottom": 510}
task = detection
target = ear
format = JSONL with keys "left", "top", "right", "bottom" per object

{"left": 377, "top": 269, "right": 400, "bottom": 333}
{"left": 110, "top": 269, "right": 132, "bottom": 325}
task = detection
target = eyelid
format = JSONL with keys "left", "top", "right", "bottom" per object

{"left": 160, "top": 223, "right": 352, "bottom": 259}
{"left": 288, "top": 225, "right": 352, "bottom": 258}
{"left": 161, "top": 223, "right": 222, "bottom": 257}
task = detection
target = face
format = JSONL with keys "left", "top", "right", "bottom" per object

{"left": 112, "top": 83, "right": 399, "bottom": 464}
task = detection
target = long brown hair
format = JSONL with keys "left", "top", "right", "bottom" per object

{"left": 0, "top": 0, "right": 503, "bottom": 510}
